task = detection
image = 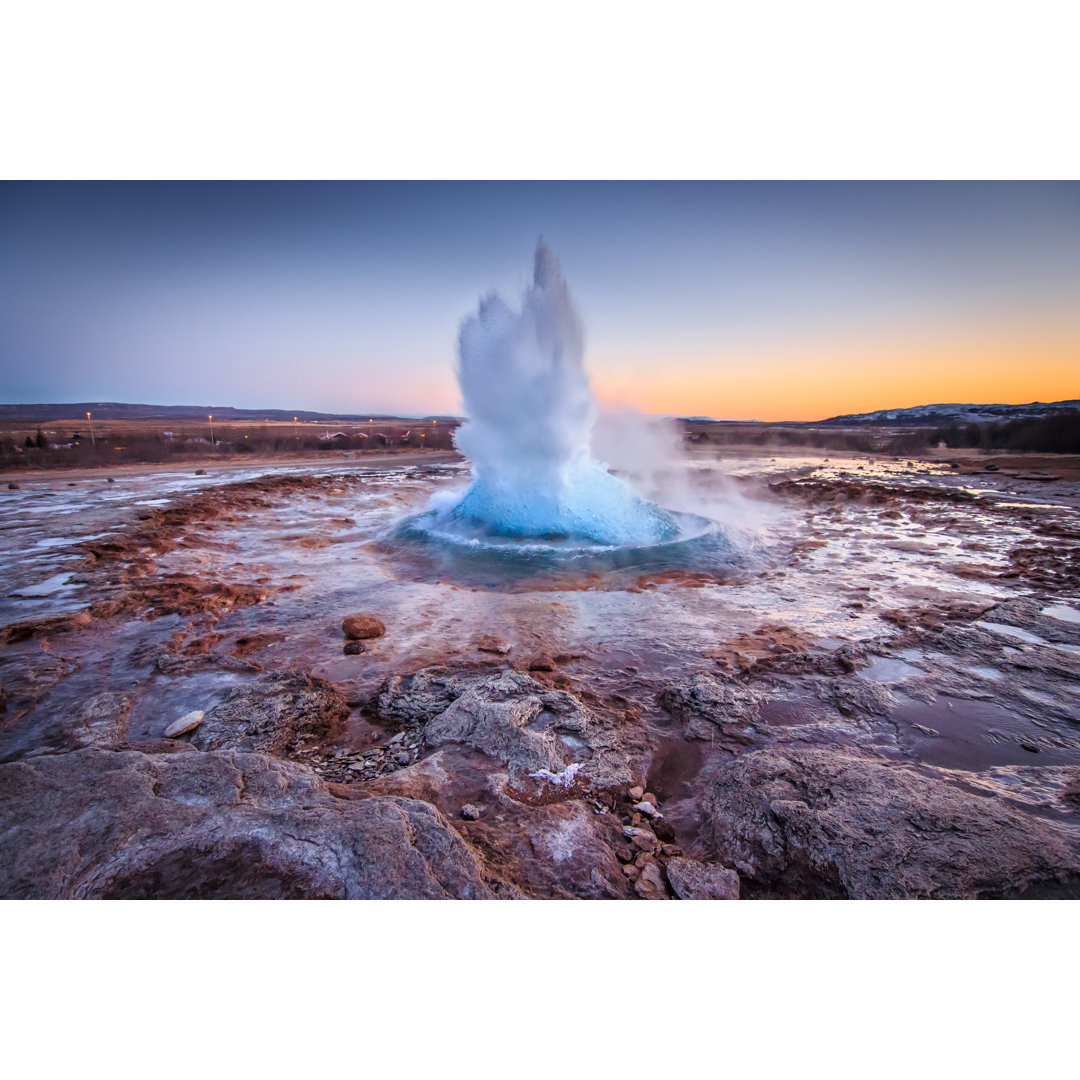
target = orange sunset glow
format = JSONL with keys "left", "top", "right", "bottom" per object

{"left": 594, "top": 325, "right": 1079, "bottom": 421}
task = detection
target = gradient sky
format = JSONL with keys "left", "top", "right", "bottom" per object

{"left": 1, "top": 181, "right": 1077, "bottom": 420}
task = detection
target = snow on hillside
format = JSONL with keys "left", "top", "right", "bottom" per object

{"left": 823, "top": 400, "right": 1080, "bottom": 426}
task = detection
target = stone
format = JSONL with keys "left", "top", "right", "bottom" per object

{"left": 704, "top": 746, "right": 1080, "bottom": 899}
{"left": 164, "top": 710, "right": 204, "bottom": 738}
{"left": 666, "top": 857, "right": 740, "bottom": 900}
{"left": 461, "top": 804, "right": 481, "bottom": 820}
{"left": 634, "top": 860, "right": 669, "bottom": 900}
{"left": 343, "top": 640, "right": 365, "bottom": 656}
{"left": 652, "top": 818, "right": 677, "bottom": 843}
{"left": 190, "top": 670, "right": 349, "bottom": 755}
{"left": 528, "top": 656, "right": 556, "bottom": 672}
{"left": 194, "top": 469, "right": 206, "bottom": 475}
{"left": 633, "top": 800, "right": 662, "bottom": 818}
{"left": 0, "top": 749, "right": 495, "bottom": 899}
{"left": 623, "top": 826, "right": 657, "bottom": 852}
{"left": 475, "top": 635, "right": 511, "bottom": 655}
{"left": 341, "top": 614, "right": 385, "bottom": 640}
{"left": 628, "top": 785, "right": 644, "bottom": 801}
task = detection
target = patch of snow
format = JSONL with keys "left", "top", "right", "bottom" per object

{"left": 10, "top": 572, "right": 77, "bottom": 597}
{"left": 1041, "top": 604, "right": 1080, "bottom": 626}
{"left": 528, "top": 762, "right": 582, "bottom": 788}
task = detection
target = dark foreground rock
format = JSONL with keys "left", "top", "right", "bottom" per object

{"left": 190, "top": 670, "right": 349, "bottom": 754}
{"left": 0, "top": 749, "right": 493, "bottom": 899}
{"left": 704, "top": 746, "right": 1080, "bottom": 898}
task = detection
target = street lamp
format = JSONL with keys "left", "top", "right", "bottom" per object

{"left": 86, "top": 411, "right": 95, "bottom": 447}
{"left": 209, "top": 414, "right": 214, "bottom": 445}
{"left": 294, "top": 417, "right": 299, "bottom": 440}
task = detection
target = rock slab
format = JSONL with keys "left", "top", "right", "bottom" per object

{"left": 704, "top": 746, "right": 1080, "bottom": 899}
{"left": 0, "top": 749, "right": 493, "bottom": 899}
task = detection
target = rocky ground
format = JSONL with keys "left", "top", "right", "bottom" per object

{"left": 1, "top": 454, "right": 1079, "bottom": 898}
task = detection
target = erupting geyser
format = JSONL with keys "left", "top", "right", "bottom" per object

{"left": 424, "top": 243, "right": 684, "bottom": 549}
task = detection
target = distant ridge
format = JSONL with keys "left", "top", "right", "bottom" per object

{"left": 819, "top": 399, "right": 1080, "bottom": 426}
{"left": 0, "top": 402, "right": 464, "bottom": 423}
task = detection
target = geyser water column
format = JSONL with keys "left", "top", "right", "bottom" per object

{"left": 445, "top": 243, "right": 678, "bottom": 547}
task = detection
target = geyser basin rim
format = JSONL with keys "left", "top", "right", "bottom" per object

{"left": 397, "top": 506, "right": 723, "bottom": 557}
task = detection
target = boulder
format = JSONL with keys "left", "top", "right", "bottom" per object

{"left": 341, "top": 614, "right": 385, "bottom": 640}
{"left": 0, "top": 749, "right": 494, "bottom": 899}
{"left": 634, "top": 858, "right": 670, "bottom": 900}
{"left": 373, "top": 665, "right": 641, "bottom": 789}
{"left": 666, "top": 857, "right": 740, "bottom": 900}
{"left": 425, "top": 670, "right": 585, "bottom": 775}
{"left": 703, "top": 746, "right": 1080, "bottom": 898}
{"left": 190, "top": 670, "right": 348, "bottom": 754}
{"left": 373, "top": 666, "right": 480, "bottom": 728}
{"left": 658, "top": 672, "right": 764, "bottom": 742}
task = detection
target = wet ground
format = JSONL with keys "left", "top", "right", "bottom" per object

{"left": 2, "top": 447, "right": 1079, "bottom": 896}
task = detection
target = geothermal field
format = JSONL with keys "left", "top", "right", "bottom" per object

{"left": 2, "top": 248, "right": 1079, "bottom": 899}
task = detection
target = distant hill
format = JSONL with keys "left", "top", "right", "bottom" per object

{"left": 0, "top": 402, "right": 463, "bottom": 423}
{"left": 819, "top": 399, "right": 1080, "bottom": 426}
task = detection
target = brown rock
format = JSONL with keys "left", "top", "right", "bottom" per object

{"left": 666, "top": 857, "right": 740, "bottom": 900}
{"left": 341, "top": 614, "right": 385, "bottom": 640}
{"left": 465, "top": 800, "right": 633, "bottom": 899}
{"left": 634, "top": 860, "right": 669, "bottom": 900}
{"left": 624, "top": 825, "right": 657, "bottom": 853}
{"left": 474, "top": 635, "right": 511, "bottom": 655}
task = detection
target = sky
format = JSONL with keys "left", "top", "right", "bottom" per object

{"left": 1, "top": 181, "right": 1077, "bottom": 421}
